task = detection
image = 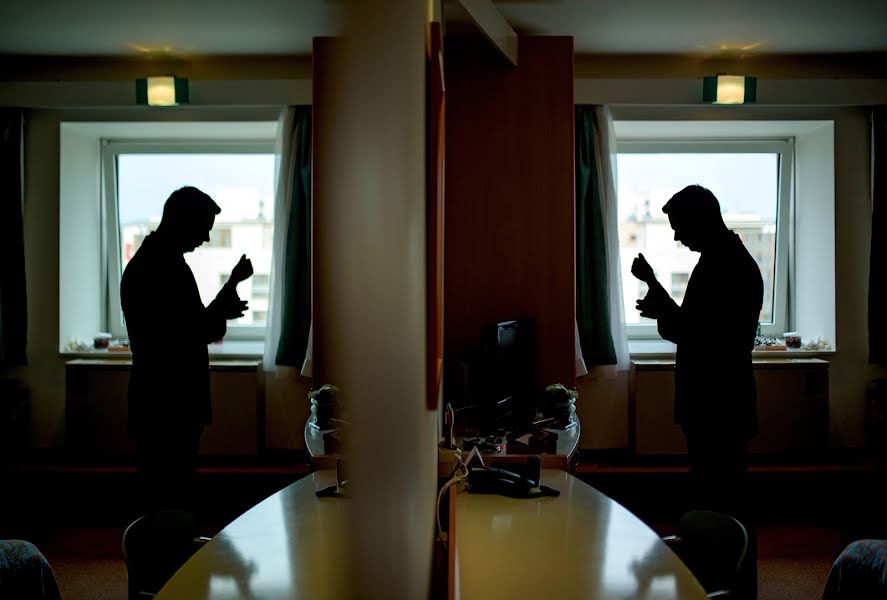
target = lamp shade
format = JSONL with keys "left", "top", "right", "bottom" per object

{"left": 703, "top": 75, "right": 757, "bottom": 104}
{"left": 135, "top": 76, "right": 190, "bottom": 106}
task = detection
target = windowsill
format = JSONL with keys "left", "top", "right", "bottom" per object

{"left": 628, "top": 339, "right": 836, "bottom": 359}
{"left": 61, "top": 340, "right": 265, "bottom": 360}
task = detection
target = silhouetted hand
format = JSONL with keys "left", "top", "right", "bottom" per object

{"left": 230, "top": 254, "right": 254, "bottom": 284}
{"left": 636, "top": 285, "right": 670, "bottom": 320}
{"left": 216, "top": 285, "right": 249, "bottom": 320}
{"left": 631, "top": 253, "right": 656, "bottom": 284}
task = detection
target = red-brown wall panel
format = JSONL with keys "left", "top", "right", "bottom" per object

{"left": 444, "top": 36, "right": 576, "bottom": 393}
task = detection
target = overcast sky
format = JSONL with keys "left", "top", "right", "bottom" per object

{"left": 116, "top": 151, "right": 777, "bottom": 227}
{"left": 117, "top": 154, "right": 275, "bottom": 224}
{"left": 617, "top": 153, "right": 778, "bottom": 222}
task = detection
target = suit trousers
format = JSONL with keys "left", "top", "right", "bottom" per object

{"left": 683, "top": 426, "right": 756, "bottom": 600}
{"left": 135, "top": 424, "right": 204, "bottom": 513}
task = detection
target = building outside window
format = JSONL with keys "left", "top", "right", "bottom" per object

{"left": 670, "top": 272, "right": 690, "bottom": 303}
{"left": 616, "top": 138, "right": 791, "bottom": 338}
{"left": 252, "top": 273, "right": 271, "bottom": 299}
{"left": 207, "top": 226, "right": 232, "bottom": 248}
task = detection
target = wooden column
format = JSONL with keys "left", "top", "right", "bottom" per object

{"left": 444, "top": 36, "right": 576, "bottom": 392}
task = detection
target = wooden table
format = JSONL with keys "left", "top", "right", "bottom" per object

{"left": 453, "top": 469, "right": 707, "bottom": 600}
{"left": 155, "top": 469, "right": 703, "bottom": 599}
{"left": 155, "top": 470, "right": 347, "bottom": 600}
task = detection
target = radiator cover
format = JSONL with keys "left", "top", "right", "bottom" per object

{"left": 630, "top": 358, "right": 829, "bottom": 456}
{"left": 65, "top": 358, "right": 263, "bottom": 459}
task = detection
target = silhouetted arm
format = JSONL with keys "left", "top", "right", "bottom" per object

{"left": 203, "top": 253, "right": 253, "bottom": 344}
{"left": 635, "top": 275, "right": 683, "bottom": 343}
{"left": 656, "top": 300, "right": 683, "bottom": 344}
{"left": 202, "top": 294, "right": 230, "bottom": 344}
{"left": 648, "top": 279, "right": 682, "bottom": 344}
{"left": 204, "top": 281, "right": 247, "bottom": 343}
{"left": 122, "top": 258, "right": 214, "bottom": 356}
{"left": 632, "top": 252, "right": 682, "bottom": 342}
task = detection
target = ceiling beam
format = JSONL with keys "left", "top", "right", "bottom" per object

{"left": 455, "top": 0, "right": 517, "bottom": 66}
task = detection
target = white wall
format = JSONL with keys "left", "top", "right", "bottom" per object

{"left": 794, "top": 122, "right": 836, "bottom": 344}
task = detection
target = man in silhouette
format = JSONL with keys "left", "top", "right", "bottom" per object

{"left": 632, "top": 184, "right": 762, "bottom": 599}
{"left": 631, "top": 185, "right": 762, "bottom": 496}
{"left": 121, "top": 186, "right": 253, "bottom": 509}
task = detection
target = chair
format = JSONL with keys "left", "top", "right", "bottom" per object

{"left": 822, "top": 539, "right": 887, "bottom": 600}
{"left": 121, "top": 511, "right": 210, "bottom": 599}
{"left": 663, "top": 510, "right": 748, "bottom": 599}
{"left": 0, "top": 540, "right": 62, "bottom": 600}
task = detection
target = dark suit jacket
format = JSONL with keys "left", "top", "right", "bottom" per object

{"left": 657, "top": 231, "right": 763, "bottom": 442}
{"left": 121, "top": 233, "right": 226, "bottom": 439}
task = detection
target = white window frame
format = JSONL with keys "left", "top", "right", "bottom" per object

{"left": 616, "top": 137, "right": 793, "bottom": 339}
{"left": 102, "top": 139, "right": 276, "bottom": 341}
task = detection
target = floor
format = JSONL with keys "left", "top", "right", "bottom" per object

{"left": 756, "top": 525, "right": 847, "bottom": 600}
{"left": 10, "top": 463, "right": 882, "bottom": 600}
{"left": 42, "top": 528, "right": 128, "bottom": 600}
{"left": 37, "top": 522, "right": 854, "bottom": 600}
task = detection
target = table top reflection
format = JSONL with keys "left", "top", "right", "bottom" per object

{"left": 455, "top": 470, "right": 707, "bottom": 600}
{"left": 155, "top": 470, "right": 347, "bottom": 600}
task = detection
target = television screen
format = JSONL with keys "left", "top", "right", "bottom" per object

{"left": 481, "top": 318, "right": 536, "bottom": 404}
{"left": 444, "top": 318, "right": 537, "bottom": 434}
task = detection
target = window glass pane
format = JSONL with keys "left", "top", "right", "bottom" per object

{"left": 118, "top": 153, "right": 275, "bottom": 326}
{"left": 617, "top": 153, "right": 778, "bottom": 325}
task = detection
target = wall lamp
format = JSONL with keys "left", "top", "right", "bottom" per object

{"left": 703, "top": 75, "right": 757, "bottom": 105}
{"left": 135, "top": 76, "right": 189, "bottom": 107}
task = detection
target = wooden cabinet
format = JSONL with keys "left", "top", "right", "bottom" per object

{"left": 631, "top": 358, "right": 829, "bottom": 457}
{"left": 65, "top": 358, "right": 263, "bottom": 460}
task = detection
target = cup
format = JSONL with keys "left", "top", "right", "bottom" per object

{"left": 784, "top": 332, "right": 801, "bottom": 349}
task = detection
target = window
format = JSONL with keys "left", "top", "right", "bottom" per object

{"left": 670, "top": 272, "right": 690, "bottom": 303}
{"left": 207, "top": 226, "right": 232, "bottom": 248}
{"left": 616, "top": 136, "right": 792, "bottom": 338}
{"left": 104, "top": 142, "right": 276, "bottom": 338}
{"left": 252, "top": 274, "right": 270, "bottom": 299}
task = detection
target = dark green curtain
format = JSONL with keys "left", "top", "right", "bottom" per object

{"left": 0, "top": 109, "right": 27, "bottom": 367}
{"left": 575, "top": 106, "right": 616, "bottom": 367}
{"left": 870, "top": 107, "right": 886, "bottom": 364}
{"left": 276, "top": 106, "right": 312, "bottom": 366}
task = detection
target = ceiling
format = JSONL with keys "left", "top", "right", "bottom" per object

{"left": 0, "top": 0, "right": 885, "bottom": 57}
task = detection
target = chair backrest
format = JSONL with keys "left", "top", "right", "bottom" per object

{"left": 0, "top": 539, "right": 62, "bottom": 600}
{"left": 122, "top": 511, "right": 200, "bottom": 599}
{"left": 675, "top": 510, "right": 748, "bottom": 594}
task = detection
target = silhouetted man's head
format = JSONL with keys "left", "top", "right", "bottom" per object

{"left": 662, "top": 185, "right": 727, "bottom": 252}
{"left": 158, "top": 186, "right": 221, "bottom": 253}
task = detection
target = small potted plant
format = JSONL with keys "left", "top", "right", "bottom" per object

{"left": 543, "top": 384, "right": 578, "bottom": 427}
{"left": 309, "top": 384, "right": 340, "bottom": 429}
